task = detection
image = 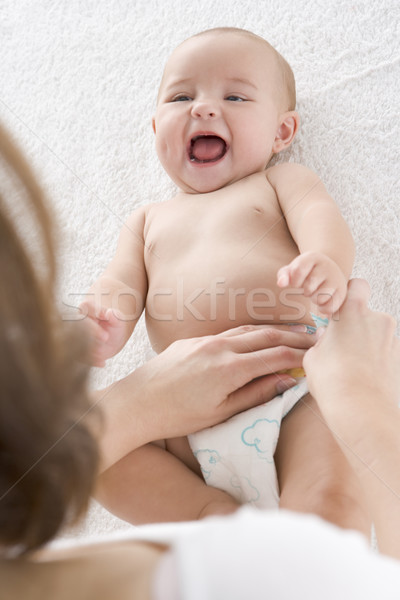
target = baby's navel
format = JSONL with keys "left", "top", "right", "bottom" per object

{"left": 252, "top": 206, "right": 264, "bottom": 214}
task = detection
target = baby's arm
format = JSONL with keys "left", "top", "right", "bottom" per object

{"left": 268, "top": 163, "right": 355, "bottom": 315}
{"left": 81, "top": 207, "right": 148, "bottom": 366}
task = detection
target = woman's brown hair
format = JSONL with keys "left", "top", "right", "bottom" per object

{"left": 0, "top": 123, "right": 99, "bottom": 554}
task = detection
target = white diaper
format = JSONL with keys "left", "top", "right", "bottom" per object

{"left": 188, "top": 378, "right": 309, "bottom": 509}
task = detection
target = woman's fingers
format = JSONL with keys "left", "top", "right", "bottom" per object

{"left": 335, "top": 278, "right": 371, "bottom": 318}
{"left": 193, "top": 325, "right": 316, "bottom": 389}
{"left": 237, "top": 346, "right": 308, "bottom": 381}
{"left": 216, "top": 323, "right": 309, "bottom": 339}
{"left": 224, "top": 325, "right": 316, "bottom": 354}
{"left": 216, "top": 324, "right": 276, "bottom": 338}
{"left": 225, "top": 373, "right": 298, "bottom": 417}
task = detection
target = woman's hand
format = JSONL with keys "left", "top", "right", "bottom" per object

{"left": 304, "top": 278, "right": 400, "bottom": 559}
{"left": 95, "top": 324, "right": 316, "bottom": 470}
{"left": 304, "top": 278, "right": 400, "bottom": 424}
{"left": 136, "top": 324, "right": 316, "bottom": 436}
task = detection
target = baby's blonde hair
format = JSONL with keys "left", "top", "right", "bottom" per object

{"left": 182, "top": 27, "right": 296, "bottom": 111}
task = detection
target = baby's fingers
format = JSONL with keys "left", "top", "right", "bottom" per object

{"left": 301, "top": 271, "right": 327, "bottom": 298}
{"left": 90, "top": 353, "right": 107, "bottom": 368}
{"left": 277, "top": 265, "right": 291, "bottom": 288}
{"left": 85, "top": 315, "right": 109, "bottom": 343}
{"left": 312, "top": 286, "right": 345, "bottom": 317}
{"left": 277, "top": 255, "right": 316, "bottom": 289}
{"left": 80, "top": 301, "right": 109, "bottom": 322}
{"left": 79, "top": 300, "right": 97, "bottom": 319}
{"left": 103, "top": 308, "right": 125, "bottom": 328}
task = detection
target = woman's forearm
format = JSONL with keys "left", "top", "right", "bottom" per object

{"left": 91, "top": 370, "right": 159, "bottom": 473}
{"left": 335, "top": 403, "right": 400, "bottom": 559}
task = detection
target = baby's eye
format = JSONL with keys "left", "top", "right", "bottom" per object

{"left": 170, "top": 95, "right": 192, "bottom": 102}
{"left": 225, "top": 95, "right": 245, "bottom": 102}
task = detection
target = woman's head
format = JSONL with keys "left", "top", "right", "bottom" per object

{"left": 0, "top": 123, "right": 99, "bottom": 554}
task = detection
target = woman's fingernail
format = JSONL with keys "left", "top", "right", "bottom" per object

{"left": 289, "top": 324, "right": 317, "bottom": 334}
{"left": 288, "top": 324, "right": 308, "bottom": 333}
{"left": 276, "top": 378, "right": 297, "bottom": 393}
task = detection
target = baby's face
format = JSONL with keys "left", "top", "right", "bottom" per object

{"left": 153, "top": 33, "right": 291, "bottom": 194}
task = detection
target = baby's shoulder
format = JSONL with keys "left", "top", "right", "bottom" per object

{"left": 134, "top": 199, "right": 181, "bottom": 236}
{"left": 265, "top": 162, "right": 319, "bottom": 187}
{"left": 126, "top": 201, "right": 163, "bottom": 223}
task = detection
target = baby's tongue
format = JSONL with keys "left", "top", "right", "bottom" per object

{"left": 191, "top": 136, "right": 225, "bottom": 161}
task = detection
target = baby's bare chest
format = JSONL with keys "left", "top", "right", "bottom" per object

{"left": 144, "top": 182, "right": 298, "bottom": 282}
{"left": 141, "top": 178, "right": 310, "bottom": 350}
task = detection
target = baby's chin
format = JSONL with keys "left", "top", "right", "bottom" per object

{"left": 175, "top": 173, "right": 242, "bottom": 195}
{"left": 175, "top": 160, "right": 271, "bottom": 194}
{"left": 180, "top": 182, "right": 226, "bottom": 194}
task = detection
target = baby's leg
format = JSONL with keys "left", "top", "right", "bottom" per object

{"left": 275, "top": 393, "right": 371, "bottom": 537}
{"left": 96, "top": 440, "right": 239, "bottom": 524}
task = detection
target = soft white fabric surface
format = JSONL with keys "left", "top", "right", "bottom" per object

{"left": 1, "top": 1, "right": 399, "bottom": 537}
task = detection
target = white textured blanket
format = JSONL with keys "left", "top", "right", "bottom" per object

{"left": 1, "top": 0, "right": 399, "bottom": 537}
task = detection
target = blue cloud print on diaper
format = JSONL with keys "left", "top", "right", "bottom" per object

{"left": 193, "top": 449, "right": 220, "bottom": 480}
{"left": 241, "top": 418, "right": 280, "bottom": 462}
{"left": 230, "top": 475, "right": 260, "bottom": 504}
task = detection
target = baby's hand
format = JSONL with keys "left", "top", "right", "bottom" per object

{"left": 79, "top": 302, "right": 128, "bottom": 367}
{"left": 277, "top": 251, "right": 347, "bottom": 316}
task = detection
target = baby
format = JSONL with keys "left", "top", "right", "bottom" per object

{"left": 84, "top": 28, "right": 369, "bottom": 533}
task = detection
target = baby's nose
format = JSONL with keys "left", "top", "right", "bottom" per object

{"left": 191, "top": 100, "right": 220, "bottom": 120}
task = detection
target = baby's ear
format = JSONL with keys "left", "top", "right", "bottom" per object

{"left": 152, "top": 117, "right": 156, "bottom": 134}
{"left": 272, "top": 111, "right": 299, "bottom": 153}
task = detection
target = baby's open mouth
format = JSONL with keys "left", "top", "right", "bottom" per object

{"left": 189, "top": 135, "right": 227, "bottom": 163}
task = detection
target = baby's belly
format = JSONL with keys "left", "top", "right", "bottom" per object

{"left": 145, "top": 272, "right": 314, "bottom": 352}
